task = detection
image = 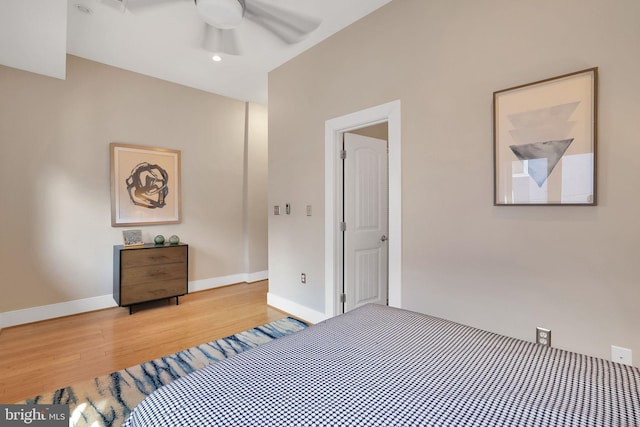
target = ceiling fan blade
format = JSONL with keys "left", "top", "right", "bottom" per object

{"left": 125, "top": 0, "right": 184, "bottom": 13}
{"left": 244, "top": 0, "right": 321, "bottom": 44}
{"left": 203, "top": 24, "right": 242, "bottom": 55}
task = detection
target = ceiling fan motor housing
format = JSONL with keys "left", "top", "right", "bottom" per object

{"left": 195, "top": 0, "right": 246, "bottom": 29}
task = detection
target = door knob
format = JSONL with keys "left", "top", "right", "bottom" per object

{"left": 380, "top": 235, "right": 388, "bottom": 242}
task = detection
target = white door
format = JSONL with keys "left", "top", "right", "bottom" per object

{"left": 343, "top": 132, "right": 388, "bottom": 312}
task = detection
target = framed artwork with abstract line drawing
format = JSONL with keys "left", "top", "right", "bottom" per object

{"left": 110, "top": 143, "right": 182, "bottom": 226}
{"left": 493, "top": 67, "right": 597, "bottom": 205}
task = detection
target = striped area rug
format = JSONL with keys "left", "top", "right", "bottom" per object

{"left": 18, "top": 317, "right": 308, "bottom": 427}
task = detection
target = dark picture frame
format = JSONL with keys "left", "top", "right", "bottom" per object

{"left": 110, "top": 143, "right": 182, "bottom": 226}
{"left": 493, "top": 68, "right": 598, "bottom": 205}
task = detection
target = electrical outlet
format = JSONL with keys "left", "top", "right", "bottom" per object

{"left": 306, "top": 205, "right": 312, "bottom": 216}
{"left": 300, "top": 273, "right": 306, "bottom": 284}
{"left": 274, "top": 205, "right": 280, "bottom": 215}
{"left": 611, "top": 345, "right": 633, "bottom": 366}
{"left": 536, "top": 327, "right": 551, "bottom": 347}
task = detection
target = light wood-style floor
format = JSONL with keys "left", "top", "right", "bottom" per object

{"left": 0, "top": 280, "right": 292, "bottom": 403}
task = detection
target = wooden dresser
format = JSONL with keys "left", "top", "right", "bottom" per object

{"left": 113, "top": 243, "right": 188, "bottom": 313}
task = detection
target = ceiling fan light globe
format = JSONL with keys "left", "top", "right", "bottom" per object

{"left": 196, "top": 0, "right": 244, "bottom": 29}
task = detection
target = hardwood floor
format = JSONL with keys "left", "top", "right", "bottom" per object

{"left": 0, "top": 280, "right": 292, "bottom": 403}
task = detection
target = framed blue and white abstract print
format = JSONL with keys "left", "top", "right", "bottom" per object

{"left": 493, "top": 68, "right": 597, "bottom": 205}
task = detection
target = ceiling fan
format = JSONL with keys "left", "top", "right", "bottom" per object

{"left": 110, "top": 0, "right": 322, "bottom": 56}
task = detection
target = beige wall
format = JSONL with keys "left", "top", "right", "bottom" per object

{"left": 246, "top": 103, "right": 269, "bottom": 273}
{"left": 0, "top": 55, "right": 268, "bottom": 314}
{"left": 268, "top": 0, "right": 640, "bottom": 365}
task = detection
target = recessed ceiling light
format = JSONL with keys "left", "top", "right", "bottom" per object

{"left": 212, "top": 55, "right": 223, "bottom": 62}
{"left": 74, "top": 4, "right": 93, "bottom": 14}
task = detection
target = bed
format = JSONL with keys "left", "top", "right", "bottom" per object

{"left": 122, "top": 304, "right": 640, "bottom": 426}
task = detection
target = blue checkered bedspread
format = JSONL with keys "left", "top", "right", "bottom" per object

{"left": 122, "top": 304, "right": 640, "bottom": 426}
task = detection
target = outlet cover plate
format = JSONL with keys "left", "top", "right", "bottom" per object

{"left": 611, "top": 345, "right": 632, "bottom": 366}
{"left": 536, "top": 327, "right": 551, "bottom": 347}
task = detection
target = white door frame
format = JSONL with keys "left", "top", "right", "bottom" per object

{"left": 324, "top": 100, "right": 401, "bottom": 317}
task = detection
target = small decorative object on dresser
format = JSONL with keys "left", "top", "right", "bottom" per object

{"left": 113, "top": 243, "right": 188, "bottom": 314}
{"left": 122, "top": 229, "right": 144, "bottom": 247}
{"left": 168, "top": 235, "right": 180, "bottom": 245}
{"left": 153, "top": 234, "right": 165, "bottom": 245}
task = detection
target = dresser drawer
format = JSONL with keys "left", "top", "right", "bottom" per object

{"left": 121, "top": 245, "right": 187, "bottom": 268}
{"left": 121, "top": 263, "right": 187, "bottom": 286}
{"left": 120, "top": 279, "right": 187, "bottom": 306}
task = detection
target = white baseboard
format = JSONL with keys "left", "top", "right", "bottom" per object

{"left": 1, "top": 295, "right": 118, "bottom": 329}
{"left": 189, "top": 270, "right": 268, "bottom": 292}
{"left": 267, "top": 292, "right": 329, "bottom": 324}
{"left": 1, "top": 270, "right": 269, "bottom": 328}
{"left": 246, "top": 270, "right": 269, "bottom": 283}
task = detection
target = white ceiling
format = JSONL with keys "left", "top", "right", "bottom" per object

{"left": 0, "top": 0, "right": 391, "bottom": 104}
